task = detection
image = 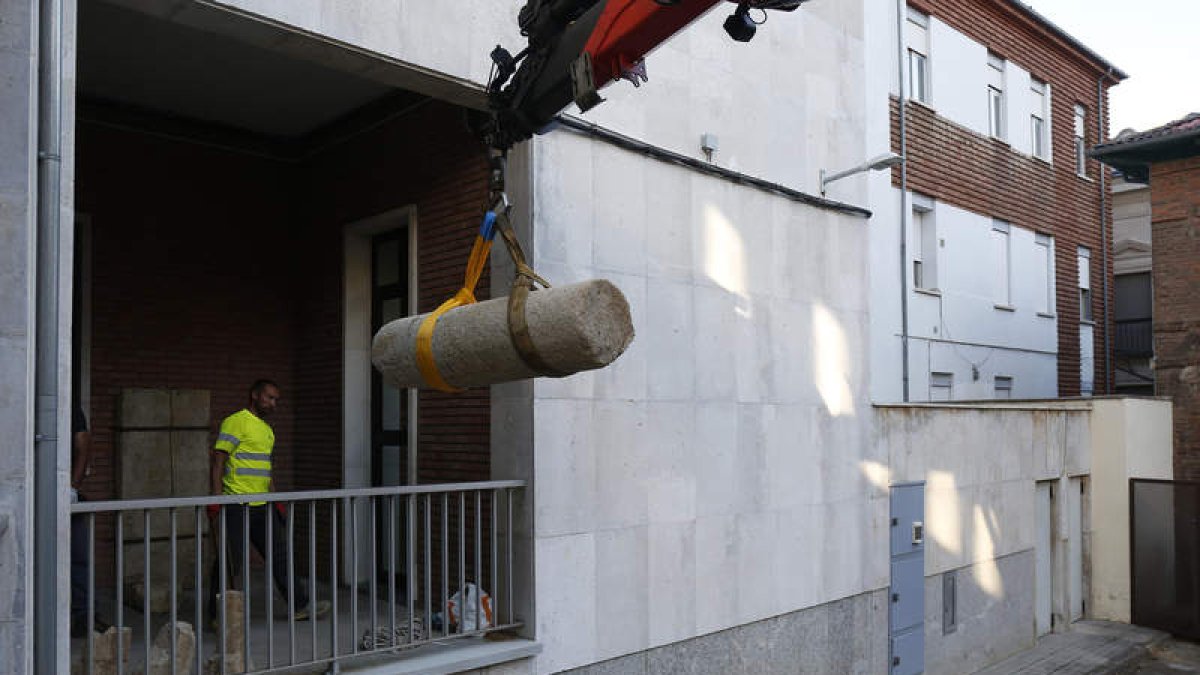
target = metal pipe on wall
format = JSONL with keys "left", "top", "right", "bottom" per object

{"left": 896, "top": 0, "right": 911, "bottom": 402}
{"left": 34, "top": 0, "right": 67, "bottom": 670}
{"left": 1097, "top": 68, "right": 1115, "bottom": 394}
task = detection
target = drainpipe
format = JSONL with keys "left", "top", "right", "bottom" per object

{"left": 1096, "top": 68, "right": 1114, "bottom": 394}
{"left": 896, "top": 0, "right": 910, "bottom": 402}
{"left": 34, "top": 0, "right": 66, "bottom": 671}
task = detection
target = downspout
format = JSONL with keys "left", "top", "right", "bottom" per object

{"left": 34, "top": 0, "right": 65, "bottom": 671}
{"left": 1097, "top": 67, "right": 1114, "bottom": 394}
{"left": 896, "top": 0, "right": 910, "bottom": 402}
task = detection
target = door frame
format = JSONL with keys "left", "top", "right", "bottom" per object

{"left": 343, "top": 206, "right": 419, "bottom": 490}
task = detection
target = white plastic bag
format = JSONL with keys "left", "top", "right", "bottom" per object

{"left": 447, "top": 583, "right": 493, "bottom": 632}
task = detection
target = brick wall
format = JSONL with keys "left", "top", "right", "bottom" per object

{"left": 76, "top": 121, "right": 301, "bottom": 501}
{"left": 76, "top": 99, "right": 492, "bottom": 579}
{"left": 299, "top": 99, "right": 492, "bottom": 487}
{"left": 1149, "top": 156, "right": 1200, "bottom": 479}
{"left": 894, "top": 0, "right": 1117, "bottom": 396}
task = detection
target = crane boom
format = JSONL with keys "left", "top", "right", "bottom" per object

{"left": 486, "top": 0, "right": 809, "bottom": 150}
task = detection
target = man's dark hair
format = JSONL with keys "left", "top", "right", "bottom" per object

{"left": 249, "top": 379, "right": 279, "bottom": 397}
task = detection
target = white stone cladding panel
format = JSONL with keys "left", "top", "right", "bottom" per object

{"left": 530, "top": 128, "right": 873, "bottom": 672}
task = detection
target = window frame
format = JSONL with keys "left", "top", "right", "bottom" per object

{"left": 912, "top": 194, "right": 936, "bottom": 290}
{"left": 906, "top": 9, "right": 931, "bottom": 104}
{"left": 994, "top": 376, "right": 1014, "bottom": 399}
{"left": 992, "top": 220, "right": 1012, "bottom": 308}
{"left": 1074, "top": 104, "right": 1088, "bottom": 176}
{"left": 930, "top": 372, "right": 954, "bottom": 401}
{"left": 1035, "top": 233, "right": 1055, "bottom": 316}
{"left": 987, "top": 54, "right": 1006, "bottom": 140}
{"left": 1078, "top": 246, "right": 1093, "bottom": 322}
{"left": 1030, "top": 79, "right": 1049, "bottom": 159}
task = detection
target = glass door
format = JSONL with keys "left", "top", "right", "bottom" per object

{"left": 371, "top": 229, "right": 409, "bottom": 488}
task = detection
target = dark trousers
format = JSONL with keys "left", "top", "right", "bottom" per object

{"left": 70, "top": 511, "right": 91, "bottom": 623}
{"left": 208, "top": 504, "right": 308, "bottom": 617}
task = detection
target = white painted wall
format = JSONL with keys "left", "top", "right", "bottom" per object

{"left": 1088, "top": 397, "right": 1173, "bottom": 622}
{"left": 864, "top": 0, "right": 1062, "bottom": 402}
{"left": 928, "top": 17, "right": 988, "bottom": 136}
{"left": 902, "top": 200, "right": 1059, "bottom": 401}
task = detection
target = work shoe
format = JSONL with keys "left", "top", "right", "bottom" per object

{"left": 295, "top": 600, "right": 330, "bottom": 621}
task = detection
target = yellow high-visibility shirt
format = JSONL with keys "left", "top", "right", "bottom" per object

{"left": 214, "top": 409, "right": 273, "bottom": 505}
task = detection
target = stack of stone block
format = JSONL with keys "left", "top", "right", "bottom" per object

{"left": 117, "top": 389, "right": 213, "bottom": 613}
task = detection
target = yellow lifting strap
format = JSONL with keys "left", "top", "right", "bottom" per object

{"left": 415, "top": 209, "right": 566, "bottom": 393}
{"left": 415, "top": 223, "right": 494, "bottom": 393}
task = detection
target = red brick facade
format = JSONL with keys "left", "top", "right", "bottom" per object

{"left": 1149, "top": 156, "right": 1200, "bottom": 479}
{"left": 894, "top": 0, "right": 1117, "bottom": 396}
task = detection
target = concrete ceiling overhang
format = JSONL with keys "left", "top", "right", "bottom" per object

{"left": 79, "top": 0, "right": 488, "bottom": 142}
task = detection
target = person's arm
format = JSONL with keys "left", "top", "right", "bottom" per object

{"left": 71, "top": 429, "right": 91, "bottom": 490}
{"left": 210, "top": 450, "right": 227, "bottom": 496}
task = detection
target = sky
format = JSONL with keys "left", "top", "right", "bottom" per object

{"left": 1022, "top": 0, "right": 1199, "bottom": 135}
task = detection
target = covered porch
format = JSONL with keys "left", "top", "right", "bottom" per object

{"left": 68, "top": 1, "right": 534, "bottom": 672}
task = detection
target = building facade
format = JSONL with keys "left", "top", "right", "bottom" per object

{"left": 858, "top": 0, "right": 1125, "bottom": 403}
{"left": 1094, "top": 113, "right": 1200, "bottom": 480}
{"left": 0, "top": 1, "right": 1166, "bottom": 674}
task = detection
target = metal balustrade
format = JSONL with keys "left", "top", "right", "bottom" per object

{"left": 70, "top": 481, "right": 524, "bottom": 674}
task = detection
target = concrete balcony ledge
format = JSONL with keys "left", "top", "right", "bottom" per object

{"left": 342, "top": 637, "right": 541, "bottom": 675}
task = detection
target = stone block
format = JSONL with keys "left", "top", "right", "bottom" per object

{"left": 119, "top": 431, "right": 174, "bottom": 538}
{"left": 173, "top": 430, "right": 211, "bottom": 498}
{"left": 148, "top": 621, "right": 196, "bottom": 675}
{"left": 170, "top": 389, "right": 210, "bottom": 428}
{"left": 118, "top": 389, "right": 170, "bottom": 428}
{"left": 91, "top": 626, "right": 132, "bottom": 675}
{"left": 122, "top": 537, "right": 204, "bottom": 613}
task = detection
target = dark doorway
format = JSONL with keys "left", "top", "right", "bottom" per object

{"left": 1131, "top": 479, "right": 1200, "bottom": 639}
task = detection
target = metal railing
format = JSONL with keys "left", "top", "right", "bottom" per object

{"left": 1115, "top": 318, "right": 1153, "bottom": 357}
{"left": 70, "top": 480, "right": 524, "bottom": 674}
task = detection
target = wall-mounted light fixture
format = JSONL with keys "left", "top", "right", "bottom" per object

{"left": 819, "top": 152, "right": 904, "bottom": 196}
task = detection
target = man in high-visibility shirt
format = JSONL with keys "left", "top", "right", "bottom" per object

{"left": 208, "top": 379, "right": 329, "bottom": 623}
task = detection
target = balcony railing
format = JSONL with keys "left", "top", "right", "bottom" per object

{"left": 70, "top": 480, "right": 524, "bottom": 674}
{"left": 1116, "top": 318, "right": 1154, "bottom": 357}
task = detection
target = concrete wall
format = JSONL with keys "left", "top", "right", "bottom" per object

{"left": 1088, "top": 397, "right": 1173, "bottom": 622}
{"left": 1, "top": 0, "right": 79, "bottom": 667}
{"left": 878, "top": 402, "right": 1093, "bottom": 675}
{"left": 0, "top": 0, "right": 37, "bottom": 669}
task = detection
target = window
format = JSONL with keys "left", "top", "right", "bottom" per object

{"left": 988, "top": 54, "right": 1005, "bottom": 139}
{"left": 1034, "top": 234, "right": 1054, "bottom": 315}
{"left": 1078, "top": 247, "right": 1093, "bottom": 322}
{"left": 1074, "top": 104, "right": 1087, "bottom": 176}
{"left": 994, "top": 376, "right": 1013, "bottom": 399}
{"left": 906, "top": 9, "right": 930, "bottom": 103}
{"left": 912, "top": 194, "right": 937, "bottom": 289}
{"left": 930, "top": 372, "right": 953, "bottom": 401}
{"left": 992, "top": 220, "right": 1012, "bottom": 306}
{"left": 1115, "top": 272, "right": 1153, "bottom": 357}
{"left": 1031, "top": 79, "right": 1049, "bottom": 159}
